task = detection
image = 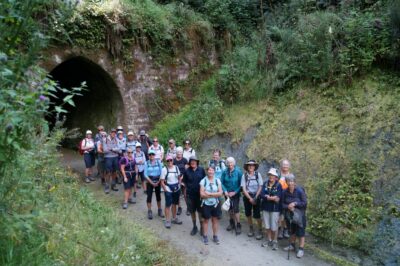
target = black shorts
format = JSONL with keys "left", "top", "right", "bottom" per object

{"left": 243, "top": 195, "right": 261, "bottom": 219}
{"left": 202, "top": 204, "right": 222, "bottom": 219}
{"left": 227, "top": 193, "right": 240, "bottom": 214}
{"left": 123, "top": 172, "right": 136, "bottom": 190}
{"left": 286, "top": 215, "right": 307, "bottom": 237}
{"left": 186, "top": 196, "right": 201, "bottom": 214}
{"left": 137, "top": 171, "right": 145, "bottom": 182}
{"left": 105, "top": 157, "right": 119, "bottom": 172}
{"left": 165, "top": 190, "right": 180, "bottom": 207}
{"left": 84, "top": 153, "right": 95, "bottom": 168}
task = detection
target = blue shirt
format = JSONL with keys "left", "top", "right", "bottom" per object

{"left": 144, "top": 160, "right": 162, "bottom": 180}
{"left": 200, "top": 177, "right": 221, "bottom": 206}
{"left": 209, "top": 160, "right": 226, "bottom": 179}
{"left": 221, "top": 166, "right": 243, "bottom": 193}
{"left": 282, "top": 186, "right": 307, "bottom": 214}
{"left": 260, "top": 180, "right": 282, "bottom": 212}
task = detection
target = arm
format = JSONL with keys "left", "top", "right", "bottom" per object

{"left": 282, "top": 190, "right": 289, "bottom": 210}
{"left": 120, "top": 160, "right": 127, "bottom": 182}
{"left": 200, "top": 184, "right": 207, "bottom": 199}
{"left": 241, "top": 175, "right": 251, "bottom": 200}
{"left": 295, "top": 188, "right": 307, "bottom": 209}
{"left": 160, "top": 146, "right": 164, "bottom": 161}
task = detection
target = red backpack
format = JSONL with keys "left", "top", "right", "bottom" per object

{"left": 78, "top": 139, "right": 86, "bottom": 155}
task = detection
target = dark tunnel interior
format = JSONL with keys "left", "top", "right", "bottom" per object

{"left": 48, "top": 56, "right": 124, "bottom": 145}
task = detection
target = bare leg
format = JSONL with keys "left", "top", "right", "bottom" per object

{"left": 299, "top": 236, "right": 305, "bottom": 248}
{"left": 171, "top": 204, "right": 177, "bottom": 219}
{"left": 124, "top": 188, "right": 131, "bottom": 203}
{"left": 165, "top": 205, "right": 170, "bottom": 221}
{"left": 202, "top": 219, "right": 209, "bottom": 237}
{"left": 212, "top": 217, "right": 219, "bottom": 236}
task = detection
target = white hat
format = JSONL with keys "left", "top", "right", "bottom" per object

{"left": 267, "top": 168, "right": 279, "bottom": 177}
{"left": 86, "top": 130, "right": 92, "bottom": 135}
{"left": 127, "top": 131, "right": 134, "bottom": 136}
{"left": 135, "top": 142, "right": 142, "bottom": 148}
{"left": 117, "top": 130, "right": 123, "bottom": 134}
{"left": 117, "top": 125, "right": 123, "bottom": 130}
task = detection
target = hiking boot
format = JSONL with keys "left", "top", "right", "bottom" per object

{"left": 88, "top": 175, "right": 95, "bottom": 181}
{"left": 104, "top": 184, "right": 110, "bottom": 194}
{"left": 262, "top": 240, "right": 272, "bottom": 247}
{"left": 278, "top": 228, "right": 284, "bottom": 239}
{"left": 283, "top": 228, "right": 290, "bottom": 238}
{"left": 203, "top": 235, "right": 209, "bottom": 245}
{"left": 296, "top": 248, "right": 304, "bottom": 258}
{"left": 255, "top": 230, "right": 263, "bottom": 240}
{"left": 247, "top": 225, "right": 254, "bottom": 237}
{"left": 133, "top": 192, "right": 137, "bottom": 198}
{"left": 128, "top": 196, "right": 136, "bottom": 204}
{"left": 213, "top": 235, "right": 220, "bottom": 245}
{"left": 235, "top": 223, "right": 242, "bottom": 235}
{"left": 122, "top": 202, "right": 128, "bottom": 209}
{"left": 186, "top": 209, "right": 190, "bottom": 216}
{"left": 147, "top": 210, "right": 153, "bottom": 220}
{"left": 226, "top": 219, "right": 235, "bottom": 231}
{"left": 272, "top": 241, "right": 278, "bottom": 250}
{"left": 85, "top": 177, "right": 91, "bottom": 183}
{"left": 190, "top": 226, "right": 198, "bottom": 236}
{"left": 101, "top": 177, "right": 105, "bottom": 185}
{"left": 172, "top": 217, "right": 182, "bottom": 224}
{"left": 111, "top": 184, "right": 118, "bottom": 191}
{"left": 283, "top": 244, "right": 295, "bottom": 251}
{"left": 136, "top": 184, "right": 141, "bottom": 189}
{"left": 164, "top": 220, "right": 171, "bottom": 229}
{"left": 158, "top": 209, "right": 164, "bottom": 218}
{"left": 177, "top": 207, "right": 182, "bottom": 216}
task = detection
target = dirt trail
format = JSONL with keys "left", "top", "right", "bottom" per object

{"left": 62, "top": 149, "right": 331, "bottom": 266}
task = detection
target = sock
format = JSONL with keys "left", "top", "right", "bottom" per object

{"left": 192, "top": 220, "right": 197, "bottom": 228}
{"left": 299, "top": 247, "right": 304, "bottom": 250}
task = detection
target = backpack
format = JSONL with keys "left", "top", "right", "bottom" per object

{"left": 201, "top": 177, "right": 220, "bottom": 206}
{"left": 78, "top": 139, "right": 86, "bottom": 155}
{"left": 245, "top": 171, "right": 260, "bottom": 187}
{"left": 165, "top": 165, "right": 179, "bottom": 183}
{"left": 123, "top": 156, "right": 135, "bottom": 172}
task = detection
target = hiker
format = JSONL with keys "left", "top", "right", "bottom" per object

{"left": 278, "top": 159, "right": 294, "bottom": 239}
{"left": 282, "top": 176, "right": 307, "bottom": 258}
{"left": 96, "top": 131, "right": 107, "bottom": 184}
{"left": 183, "top": 139, "right": 195, "bottom": 161}
{"left": 103, "top": 128, "right": 120, "bottom": 193}
{"left": 208, "top": 149, "right": 226, "bottom": 179}
{"left": 183, "top": 156, "right": 205, "bottom": 236}
{"left": 150, "top": 137, "right": 164, "bottom": 161}
{"left": 126, "top": 131, "right": 137, "bottom": 151}
{"left": 241, "top": 160, "right": 263, "bottom": 240}
{"left": 134, "top": 142, "right": 147, "bottom": 192}
{"left": 221, "top": 157, "right": 243, "bottom": 235}
{"left": 161, "top": 155, "right": 182, "bottom": 228}
{"left": 120, "top": 148, "right": 138, "bottom": 209}
{"left": 166, "top": 139, "right": 177, "bottom": 159}
{"left": 174, "top": 146, "right": 188, "bottom": 216}
{"left": 81, "top": 130, "right": 96, "bottom": 183}
{"left": 117, "top": 130, "right": 127, "bottom": 155}
{"left": 139, "top": 130, "right": 151, "bottom": 160}
{"left": 261, "top": 168, "right": 283, "bottom": 250}
{"left": 94, "top": 125, "right": 104, "bottom": 177}
{"left": 144, "top": 149, "right": 164, "bottom": 219}
{"left": 200, "top": 166, "right": 223, "bottom": 245}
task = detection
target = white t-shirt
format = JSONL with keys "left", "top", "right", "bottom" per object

{"left": 166, "top": 147, "right": 177, "bottom": 159}
{"left": 241, "top": 172, "right": 263, "bottom": 195}
{"left": 161, "top": 165, "right": 180, "bottom": 185}
{"left": 183, "top": 148, "right": 195, "bottom": 161}
{"left": 81, "top": 138, "right": 95, "bottom": 153}
{"left": 150, "top": 144, "right": 164, "bottom": 160}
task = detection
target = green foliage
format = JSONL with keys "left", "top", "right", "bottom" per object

{"left": 151, "top": 80, "right": 223, "bottom": 146}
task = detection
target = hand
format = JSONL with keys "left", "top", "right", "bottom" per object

{"left": 248, "top": 198, "right": 254, "bottom": 205}
{"left": 124, "top": 177, "right": 128, "bottom": 183}
{"left": 228, "top": 192, "right": 236, "bottom": 197}
{"left": 225, "top": 192, "right": 229, "bottom": 198}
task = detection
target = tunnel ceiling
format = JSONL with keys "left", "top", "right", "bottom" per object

{"left": 48, "top": 56, "right": 124, "bottom": 138}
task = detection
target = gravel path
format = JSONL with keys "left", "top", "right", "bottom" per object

{"left": 62, "top": 149, "right": 331, "bottom": 266}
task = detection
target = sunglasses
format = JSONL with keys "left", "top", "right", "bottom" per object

{"left": 169, "top": 142, "right": 173, "bottom": 144}
{"left": 167, "top": 159, "right": 173, "bottom": 162}
{"left": 153, "top": 140, "right": 158, "bottom": 142}
{"left": 127, "top": 152, "right": 133, "bottom": 154}
{"left": 185, "top": 142, "right": 190, "bottom": 145}
{"left": 149, "top": 154, "right": 155, "bottom": 156}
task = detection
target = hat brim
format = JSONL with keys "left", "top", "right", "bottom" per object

{"left": 189, "top": 158, "right": 199, "bottom": 163}
{"left": 244, "top": 163, "right": 259, "bottom": 171}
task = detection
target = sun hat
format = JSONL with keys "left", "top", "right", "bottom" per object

{"left": 110, "top": 128, "right": 117, "bottom": 132}
{"left": 267, "top": 168, "right": 279, "bottom": 177}
{"left": 184, "top": 139, "right": 191, "bottom": 144}
{"left": 127, "top": 131, "right": 134, "bottom": 136}
{"left": 135, "top": 142, "right": 142, "bottom": 148}
{"left": 140, "top": 130, "right": 146, "bottom": 136}
{"left": 117, "top": 125, "right": 123, "bottom": 130}
{"left": 97, "top": 125, "right": 104, "bottom": 130}
{"left": 86, "top": 130, "right": 92, "bottom": 135}
{"left": 166, "top": 155, "right": 173, "bottom": 161}
{"left": 101, "top": 131, "right": 107, "bottom": 136}
{"left": 148, "top": 149, "right": 156, "bottom": 155}
{"left": 117, "top": 130, "right": 123, "bottom": 135}
{"left": 189, "top": 155, "right": 199, "bottom": 163}
{"left": 244, "top": 160, "right": 259, "bottom": 171}
{"left": 169, "top": 139, "right": 175, "bottom": 144}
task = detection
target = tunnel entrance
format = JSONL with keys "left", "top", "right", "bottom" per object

{"left": 48, "top": 56, "right": 124, "bottom": 145}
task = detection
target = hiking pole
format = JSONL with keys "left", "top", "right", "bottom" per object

{"left": 287, "top": 218, "right": 292, "bottom": 260}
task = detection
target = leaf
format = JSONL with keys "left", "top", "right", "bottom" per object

{"left": 55, "top": 106, "right": 67, "bottom": 113}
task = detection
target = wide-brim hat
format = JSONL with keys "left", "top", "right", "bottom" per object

{"left": 86, "top": 130, "right": 92, "bottom": 135}
{"left": 244, "top": 160, "right": 259, "bottom": 171}
{"left": 188, "top": 155, "right": 199, "bottom": 163}
{"left": 139, "top": 130, "right": 146, "bottom": 136}
{"left": 127, "top": 131, "right": 134, "bottom": 136}
{"left": 148, "top": 149, "right": 156, "bottom": 155}
{"left": 267, "top": 168, "right": 279, "bottom": 177}
{"left": 135, "top": 142, "right": 142, "bottom": 148}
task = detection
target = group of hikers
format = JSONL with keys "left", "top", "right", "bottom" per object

{"left": 80, "top": 125, "right": 308, "bottom": 259}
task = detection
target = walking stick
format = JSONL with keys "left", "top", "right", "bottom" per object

{"left": 287, "top": 218, "right": 292, "bottom": 260}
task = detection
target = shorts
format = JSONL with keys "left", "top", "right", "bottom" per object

{"left": 105, "top": 157, "right": 119, "bottom": 173}
{"left": 286, "top": 215, "right": 307, "bottom": 237}
{"left": 165, "top": 190, "right": 180, "bottom": 207}
{"left": 97, "top": 155, "right": 105, "bottom": 173}
{"left": 263, "top": 211, "right": 280, "bottom": 231}
{"left": 202, "top": 204, "right": 222, "bottom": 219}
{"left": 227, "top": 193, "right": 240, "bottom": 214}
{"left": 123, "top": 172, "right": 136, "bottom": 190}
{"left": 186, "top": 196, "right": 201, "bottom": 214}
{"left": 137, "top": 171, "right": 145, "bottom": 182}
{"left": 84, "top": 153, "right": 95, "bottom": 168}
{"left": 243, "top": 196, "right": 261, "bottom": 219}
